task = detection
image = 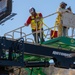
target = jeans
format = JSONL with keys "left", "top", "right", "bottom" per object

{"left": 32, "top": 28, "right": 45, "bottom": 43}
{"left": 62, "top": 26, "right": 68, "bottom": 36}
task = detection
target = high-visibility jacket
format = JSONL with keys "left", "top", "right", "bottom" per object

{"left": 31, "top": 13, "right": 43, "bottom": 30}
{"left": 55, "top": 12, "right": 62, "bottom": 26}
{"left": 55, "top": 12, "right": 63, "bottom": 36}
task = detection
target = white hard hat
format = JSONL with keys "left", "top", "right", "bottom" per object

{"left": 29, "top": 7, "right": 35, "bottom": 13}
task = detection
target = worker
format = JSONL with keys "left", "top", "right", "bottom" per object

{"left": 55, "top": 2, "right": 71, "bottom": 37}
{"left": 24, "top": 7, "right": 44, "bottom": 43}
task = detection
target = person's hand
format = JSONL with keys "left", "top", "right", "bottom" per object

{"left": 67, "top": 7, "right": 72, "bottom": 11}
{"left": 24, "top": 23, "right": 28, "bottom": 26}
{"left": 35, "top": 17, "right": 42, "bottom": 22}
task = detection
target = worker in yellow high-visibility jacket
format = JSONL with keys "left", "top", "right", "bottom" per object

{"left": 55, "top": 2, "right": 71, "bottom": 37}
{"left": 24, "top": 7, "right": 44, "bottom": 43}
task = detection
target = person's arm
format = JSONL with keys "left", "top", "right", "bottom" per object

{"left": 39, "top": 13, "right": 43, "bottom": 17}
{"left": 57, "top": 7, "right": 71, "bottom": 14}
{"left": 24, "top": 16, "right": 31, "bottom": 26}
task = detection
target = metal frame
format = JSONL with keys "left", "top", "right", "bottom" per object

{"left": 0, "top": 36, "right": 75, "bottom": 69}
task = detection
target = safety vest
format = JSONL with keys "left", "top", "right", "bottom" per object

{"left": 55, "top": 12, "right": 63, "bottom": 37}
{"left": 55, "top": 12, "right": 62, "bottom": 26}
{"left": 30, "top": 13, "right": 43, "bottom": 30}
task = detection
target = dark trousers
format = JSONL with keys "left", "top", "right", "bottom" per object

{"left": 32, "top": 28, "right": 45, "bottom": 43}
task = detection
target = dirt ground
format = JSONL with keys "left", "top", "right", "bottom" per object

{"left": 14, "top": 66, "right": 75, "bottom": 75}
{"left": 43, "top": 66, "right": 75, "bottom": 75}
{"left": 14, "top": 68, "right": 28, "bottom": 75}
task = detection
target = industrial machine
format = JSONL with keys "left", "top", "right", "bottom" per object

{"left": 0, "top": 0, "right": 75, "bottom": 75}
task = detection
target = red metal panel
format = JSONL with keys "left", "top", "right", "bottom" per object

{"left": 50, "top": 30, "right": 58, "bottom": 38}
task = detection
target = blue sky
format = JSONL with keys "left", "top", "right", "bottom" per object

{"left": 0, "top": 0, "right": 75, "bottom": 37}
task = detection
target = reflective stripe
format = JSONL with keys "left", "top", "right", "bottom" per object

{"left": 55, "top": 12, "right": 63, "bottom": 36}
{"left": 31, "top": 13, "right": 43, "bottom": 30}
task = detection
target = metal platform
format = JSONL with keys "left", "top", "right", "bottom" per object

{"left": 0, "top": 36, "right": 75, "bottom": 69}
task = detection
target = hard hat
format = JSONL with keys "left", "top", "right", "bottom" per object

{"left": 29, "top": 7, "right": 35, "bottom": 13}
{"left": 60, "top": 2, "right": 67, "bottom": 6}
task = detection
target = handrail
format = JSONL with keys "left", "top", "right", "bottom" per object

{"left": 4, "top": 12, "right": 58, "bottom": 41}
{"left": 4, "top": 26, "right": 26, "bottom": 40}
{"left": 4, "top": 12, "right": 75, "bottom": 43}
{"left": 43, "top": 12, "right": 57, "bottom": 18}
{"left": 4, "top": 30, "right": 26, "bottom": 40}
{"left": 4, "top": 26, "right": 25, "bottom": 34}
{"left": 4, "top": 24, "right": 58, "bottom": 41}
